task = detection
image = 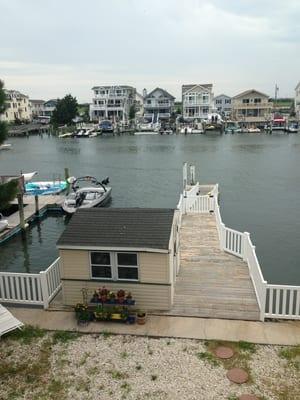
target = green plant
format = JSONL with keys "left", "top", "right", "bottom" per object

{"left": 4, "top": 325, "right": 46, "bottom": 344}
{"left": 101, "top": 330, "right": 112, "bottom": 339}
{"left": 196, "top": 351, "right": 220, "bottom": 366}
{"left": 238, "top": 341, "right": 256, "bottom": 353}
{"left": 121, "top": 351, "right": 128, "bottom": 359}
{"left": 52, "top": 331, "right": 80, "bottom": 344}
{"left": 108, "top": 369, "right": 128, "bottom": 380}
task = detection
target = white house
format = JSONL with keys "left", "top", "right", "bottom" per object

{"left": 89, "top": 85, "right": 136, "bottom": 122}
{"left": 143, "top": 88, "right": 175, "bottom": 122}
{"left": 30, "top": 99, "right": 45, "bottom": 118}
{"left": 295, "top": 82, "right": 300, "bottom": 120}
{"left": 214, "top": 94, "right": 232, "bottom": 117}
{"left": 182, "top": 84, "right": 214, "bottom": 120}
{"left": 0, "top": 90, "right": 32, "bottom": 123}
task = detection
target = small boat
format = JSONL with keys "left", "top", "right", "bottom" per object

{"left": 160, "top": 129, "right": 173, "bottom": 135}
{"left": 25, "top": 180, "right": 67, "bottom": 195}
{"left": 248, "top": 127, "right": 261, "bottom": 133}
{"left": 0, "top": 213, "right": 9, "bottom": 232}
{"left": 286, "top": 125, "right": 299, "bottom": 133}
{"left": 180, "top": 126, "right": 192, "bottom": 134}
{"left": 22, "top": 171, "right": 38, "bottom": 182}
{"left": 191, "top": 128, "right": 204, "bottom": 134}
{"left": 62, "top": 176, "right": 111, "bottom": 214}
{"left": 99, "top": 120, "right": 114, "bottom": 134}
{"left": 134, "top": 131, "right": 158, "bottom": 135}
{"left": 58, "top": 132, "right": 74, "bottom": 138}
{"left": 0, "top": 143, "right": 12, "bottom": 150}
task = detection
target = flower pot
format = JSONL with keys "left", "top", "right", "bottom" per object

{"left": 126, "top": 299, "right": 135, "bottom": 305}
{"left": 111, "top": 313, "right": 122, "bottom": 320}
{"left": 77, "top": 319, "right": 89, "bottom": 327}
{"left": 126, "top": 315, "right": 136, "bottom": 324}
{"left": 118, "top": 297, "right": 125, "bottom": 304}
{"left": 137, "top": 314, "right": 146, "bottom": 325}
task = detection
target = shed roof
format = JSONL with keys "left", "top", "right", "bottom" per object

{"left": 57, "top": 208, "right": 175, "bottom": 250}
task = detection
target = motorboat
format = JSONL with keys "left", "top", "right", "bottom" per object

{"left": 248, "top": 127, "right": 261, "bottom": 133}
{"left": 58, "top": 132, "right": 74, "bottom": 138}
{"left": 62, "top": 176, "right": 111, "bottom": 214}
{"left": 25, "top": 180, "right": 67, "bottom": 195}
{"left": 99, "top": 120, "right": 114, "bottom": 134}
{"left": 134, "top": 131, "right": 158, "bottom": 135}
{"left": 191, "top": 128, "right": 204, "bottom": 134}
{"left": 286, "top": 125, "right": 299, "bottom": 133}
{"left": 180, "top": 126, "right": 192, "bottom": 134}
{"left": 160, "top": 129, "right": 173, "bottom": 135}
{"left": 0, "top": 213, "right": 9, "bottom": 232}
{"left": 0, "top": 143, "right": 12, "bottom": 150}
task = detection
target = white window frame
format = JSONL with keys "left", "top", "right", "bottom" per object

{"left": 90, "top": 251, "right": 113, "bottom": 280}
{"left": 89, "top": 251, "right": 139, "bottom": 282}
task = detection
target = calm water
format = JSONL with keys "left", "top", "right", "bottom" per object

{"left": 0, "top": 132, "right": 299, "bottom": 285}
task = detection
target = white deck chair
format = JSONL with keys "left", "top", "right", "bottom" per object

{"left": 0, "top": 304, "right": 24, "bottom": 337}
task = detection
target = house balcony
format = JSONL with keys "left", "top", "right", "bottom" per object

{"left": 144, "top": 112, "right": 171, "bottom": 119}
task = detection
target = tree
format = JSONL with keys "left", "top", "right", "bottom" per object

{"left": 0, "top": 179, "right": 19, "bottom": 211}
{"left": 0, "top": 79, "right": 8, "bottom": 145}
{"left": 129, "top": 104, "right": 136, "bottom": 121}
{"left": 51, "top": 94, "right": 78, "bottom": 126}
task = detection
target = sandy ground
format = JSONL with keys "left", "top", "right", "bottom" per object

{"left": 0, "top": 330, "right": 299, "bottom": 400}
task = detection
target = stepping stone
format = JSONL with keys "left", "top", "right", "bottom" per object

{"left": 226, "top": 368, "right": 249, "bottom": 384}
{"left": 214, "top": 346, "right": 234, "bottom": 359}
{"left": 239, "top": 396, "right": 259, "bottom": 400}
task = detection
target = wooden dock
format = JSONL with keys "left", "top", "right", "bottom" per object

{"left": 164, "top": 213, "right": 260, "bottom": 321}
{"left": 0, "top": 195, "right": 64, "bottom": 242}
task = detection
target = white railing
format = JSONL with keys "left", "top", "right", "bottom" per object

{"left": 265, "top": 285, "right": 300, "bottom": 320}
{"left": 0, "top": 257, "right": 61, "bottom": 309}
{"left": 178, "top": 182, "right": 300, "bottom": 321}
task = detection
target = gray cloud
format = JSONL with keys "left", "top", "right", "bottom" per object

{"left": 0, "top": 0, "right": 299, "bottom": 101}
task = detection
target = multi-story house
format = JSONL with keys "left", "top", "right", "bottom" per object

{"left": 89, "top": 85, "right": 136, "bottom": 122}
{"left": 295, "top": 82, "right": 300, "bottom": 120}
{"left": 214, "top": 94, "right": 232, "bottom": 117}
{"left": 143, "top": 88, "right": 175, "bottom": 122}
{"left": 41, "top": 99, "right": 58, "bottom": 117}
{"left": 30, "top": 100, "right": 45, "bottom": 118}
{"left": 232, "top": 89, "right": 273, "bottom": 125}
{"left": 134, "top": 92, "right": 144, "bottom": 119}
{"left": 182, "top": 84, "right": 214, "bottom": 120}
{"left": 0, "top": 90, "right": 32, "bottom": 123}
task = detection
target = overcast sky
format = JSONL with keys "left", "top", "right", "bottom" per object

{"left": 1, "top": 0, "right": 299, "bottom": 102}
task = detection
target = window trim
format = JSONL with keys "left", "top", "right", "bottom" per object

{"left": 90, "top": 251, "right": 113, "bottom": 280}
{"left": 89, "top": 251, "right": 139, "bottom": 282}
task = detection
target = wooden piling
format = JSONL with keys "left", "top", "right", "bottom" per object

{"left": 34, "top": 195, "right": 39, "bottom": 215}
{"left": 17, "top": 194, "right": 25, "bottom": 230}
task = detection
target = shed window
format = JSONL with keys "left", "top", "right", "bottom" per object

{"left": 117, "top": 253, "right": 138, "bottom": 281}
{"left": 91, "top": 252, "right": 112, "bottom": 279}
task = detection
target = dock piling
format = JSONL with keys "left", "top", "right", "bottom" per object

{"left": 17, "top": 194, "right": 25, "bottom": 230}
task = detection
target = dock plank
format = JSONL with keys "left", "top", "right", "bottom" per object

{"left": 163, "top": 213, "right": 260, "bottom": 321}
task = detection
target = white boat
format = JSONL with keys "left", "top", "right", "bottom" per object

{"left": 22, "top": 171, "right": 38, "bottom": 182}
{"left": 58, "top": 132, "right": 74, "bottom": 138}
{"left": 62, "top": 176, "right": 111, "bottom": 214}
{"left": 134, "top": 131, "right": 158, "bottom": 135}
{"left": 191, "top": 128, "right": 204, "bottom": 134}
{"left": 180, "top": 126, "right": 193, "bottom": 134}
{"left": 0, "top": 143, "right": 12, "bottom": 150}
{"left": 0, "top": 213, "right": 9, "bottom": 232}
{"left": 248, "top": 127, "right": 261, "bottom": 133}
{"left": 286, "top": 125, "right": 299, "bottom": 133}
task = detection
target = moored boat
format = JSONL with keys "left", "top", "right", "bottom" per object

{"left": 62, "top": 176, "right": 111, "bottom": 214}
{"left": 25, "top": 180, "right": 67, "bottom": 195}
{"left": 0, "top": 143, "right": 12, "bottom": 150}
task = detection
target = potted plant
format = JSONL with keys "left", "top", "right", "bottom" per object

{"left": 108, "top": 291, "right": 116, "bottom": 304}
{"left": 126, "top": 292, "right": 135, "bottom": 305}
{"left": 117, "top": 289, "right": 126, "bottom": 304}
{"left": 126, "top": 313, "right": 136, "bottom": 324}
{"left": 137, "top": 311, "right": 146, "bottom": 325}
{"left": 91, "top": 290, "right": 99, "bottom": 303}
{"left": 77, "top": 309, "right": 91, "bottom": 326}
{"left": 94, "top": 304, "right": 104, "bottom": 320}
{"left": 74, "top": 303, "right": 87, "bottom": 315}
{"left": 100, "top": 286, "right": 109, "bottom": 303}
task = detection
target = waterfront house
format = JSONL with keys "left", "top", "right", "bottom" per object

{"left": 41, "top": 99, "right": 58, "bottom": 117}
{"left": 182, "top": 84, "right": 214, "bottom": 121}
{"left": 89, "top": 85, "right": 136, "bottom": 123}
{"left": 232, "top": 89, "right": 273, "bottom": 126}
{"left": 214, "top": 94, "right": 232, "bottom": 118}
{"left": 134, "top": 92, "right": 144, "bottom": 119}
{"left": 30, "top": 99, "right": 45, "bottom": 118}
{"left": 0, "top": 90, "right": 32, "bottom": 123}
{"left": 295, "top": 82, "right": 300, "bottom": 120}
{"left": 143, "top": 88, "right": 175, "bottom": 122}
{"left": 57, "top": 208, "right": 180, "bottom": 310}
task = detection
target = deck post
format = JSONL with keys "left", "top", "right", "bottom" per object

{"left": 40, "top": 271, "right": 49, "bottom": 309}
{"left": 17, "top": 194, "right": 25, "bottom": 230}
{"left": 34, "top": 195, "right": 39, "bottom": 215}
{"left": 183, "top": 162, "right": 188, "bottom": 190}
{"left": 243, "top": 232, "right": 250, "bottom": 261}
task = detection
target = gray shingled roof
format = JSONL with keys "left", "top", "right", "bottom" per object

{"left": 57, "top": 208, "right": 174, "bottom": 250}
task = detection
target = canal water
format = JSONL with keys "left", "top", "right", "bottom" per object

{"left": 0, "top": 132, "right": 299, "bottom": 285}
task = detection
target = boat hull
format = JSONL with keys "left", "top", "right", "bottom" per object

{"left": 62, "top": 187, "right": 112, "bottom": 214}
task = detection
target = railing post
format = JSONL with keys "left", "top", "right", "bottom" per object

{"left": 220, "top": 223, "right": 226, "bottom": 250}
{"left": 40, "top": 271, "right": 49, "bottom": 309}
{"left": 243, "top": 232, "right": 250, "bottom": 261}
{"left": 260, "top": 282, "right": 267, "bottom": 321}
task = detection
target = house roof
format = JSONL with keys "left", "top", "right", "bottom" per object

{"left": 30, "top": 99, "right": 45, "bottom": 104}
{"left": 233, "top": 89, "right": 270, "bottom": 99}
{"left": 57, "top": 208, "right": 175, "bottom": 250}
{"left": 182, "top": 84, "right": 213, "bottom": 94}
{"left": 145, "top": 87, "right": 175, "bottom": 100}
{"left": 214, "top": 94, "right": 231, "bottom": 100}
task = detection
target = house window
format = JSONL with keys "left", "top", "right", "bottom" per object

{"left": 117, "top": 253, "right": 138, "bottom": 280}
{"left": 254, "top": 98, "right": 261, "bottom": 103}
{"left": 90, "top": 251, "right": 139, "bottom": 281}
{"left": 225, "top": 99, "right": 231, "bottom": 104}
{"left": 243, "top": 99, "right": 250, "bottom": 104}
{"left": 90, "top": 252, "right": 112, "bottom": 279}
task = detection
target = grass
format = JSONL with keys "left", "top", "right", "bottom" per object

{"left": 4, "top": 325, "right": 46, "bottom": 344}
{"left": 101, "top": 330, "right": 112, "bottom": 339}
{"left": 108, "top": 369, "right": 128, "bottom": 380}
{"left": 52, "top": 331, "right": 80, "bottom": 344}
{"left": 279, "top": 345, "right": 300, "bottom": 370}
{"left": 196, "top": 351, "right": 220, "bottom": 366}
{"left": 120, "top": 351, "right": 128, "bottom": 359}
